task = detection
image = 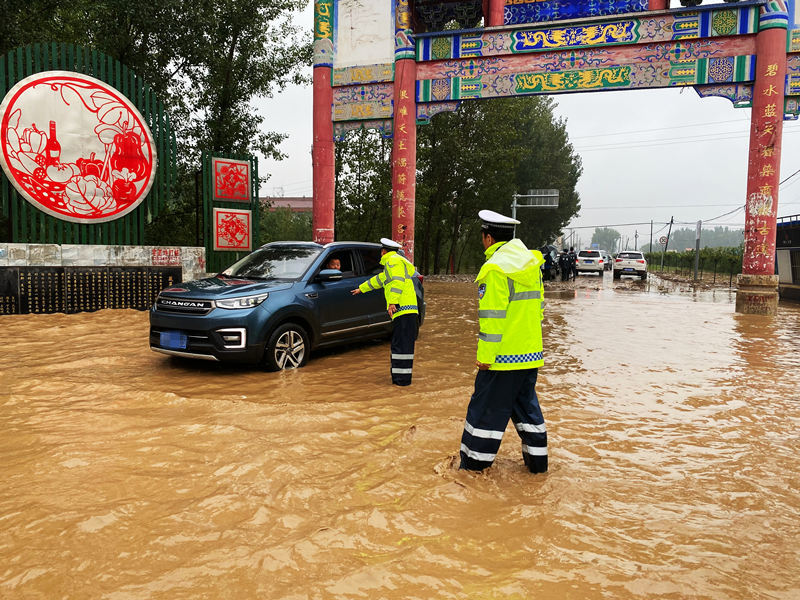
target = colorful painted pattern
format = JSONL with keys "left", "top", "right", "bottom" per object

{"left": 396, "top": 0, "right": 415, "bottom": 60}
{"left": 694, "top": 83, "right": 753, "bottom": 107}
{"left": 416, "top": 101, "right": 462, "bottom": 124}
{"left": 332, "top": 63, "right": 394, "bottom": 86}
{"left": 416, "top": 38, "right": 756, "bottom": 81}
{"left": 790, "top": 28, "right": 800, "bottom": 51}
{"left": 333, "top": 119, "right": 393, "bottom": 142}
{"left": 417, "top": 54, "right": 756, "bottom": 102}
{"left": 333, "top": 83, "right": 394, "bottom": 121}
{"left": 314, "top": 0, "right": 334, "bottom": 67}
{"left": 786, "top": 54, "right": 800, "bottom": 95}
{"left": 416, "top": 6, "right": 760, "bottom": 61}
{"left": 504, "top": 0, "right": 648, "bottom": 26}
{"left": 330, "top": 2, "right": 799, "bottom": 124}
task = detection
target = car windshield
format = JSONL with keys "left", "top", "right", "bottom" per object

{"left": 579, "top": 250, "right": 600, "bottom": 257}
{"left": 222, "top": 246, "right": 322, "bottom": 280}
{"left": 619, "top": 252, "right": 643, "bottom": 259}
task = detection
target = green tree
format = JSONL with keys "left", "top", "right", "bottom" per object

{"left": 330, "top": 97, "right": 582, "bottom": 274}
{"left": 260, "top": 207, "right": 312, "bottom": 243}
{"left": 591, "top": 227, "right": 621, "bottom": 253}
{"left": 334, "top": 128, "right": 393, "bottom": 243}
{"left": 642, "top": 226, "right": 744, "bottom": 252}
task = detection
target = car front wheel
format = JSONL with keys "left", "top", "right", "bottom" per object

{"left": 264, "top": 323, "right": 310, "bottom": 371}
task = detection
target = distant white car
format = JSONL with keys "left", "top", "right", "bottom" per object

{"left": 576, "top": 250, "right": 604, "bottom": 275}
{"left": 613, "top": 251, "right": 648, "bottom": 280}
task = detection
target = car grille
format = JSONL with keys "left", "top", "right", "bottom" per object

{"left": 155, "top": 296, "right": 215, "bottom": 315}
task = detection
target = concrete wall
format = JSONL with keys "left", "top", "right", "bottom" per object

{"left": 777, "top": 249, "right": 793, "bottom": 284}
{"left": 0, "top": 244, "right": 207, "bottom": 282}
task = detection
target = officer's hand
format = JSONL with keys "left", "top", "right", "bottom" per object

{"left": 387, "top": 304, "right": 398, "bottom": 316}
{"left": 351, "top": 289, "right": 361, "bottom": 295}
{"left": 476, "top": 361, "right": 491, "bottom": 370}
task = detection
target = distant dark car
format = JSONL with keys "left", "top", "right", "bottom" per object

{"left": 600, "top": 250, "right": 613, "bottom": 270}
{"left": 149, "top": 241, "right": 425, "bottom": 371}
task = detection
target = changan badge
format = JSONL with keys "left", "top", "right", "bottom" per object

{"left": 0, "top": 71, "right": 157, "bottom": 223}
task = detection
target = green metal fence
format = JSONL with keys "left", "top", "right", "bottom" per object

{"left": 0, "top": 43, "right": 176, "bottom": 245}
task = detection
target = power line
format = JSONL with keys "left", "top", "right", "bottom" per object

{"left": 779, "top": 167, "right": 800, "bottom": 186}
{"left": 703, "top": 205, "right": 746, "bottom": 223}
{"left": 568, "top": 221, "right": 670, "bottom": 230}
{"left": 570, "top": 117, "right": 752, "bottom": 141}
{"left": 579, "top": 203, "right": 742, "bottom": 210}
{"left": 575, "top": 126, "right": 800, "bottom": 152}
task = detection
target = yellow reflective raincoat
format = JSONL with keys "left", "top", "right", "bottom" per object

{"left": 358, "top": 251, "right": 419, "bottom": 320}
{"left": 476, "top": 239, "right": 544, "bottom": 370}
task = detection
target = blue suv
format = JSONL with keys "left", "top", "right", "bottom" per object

{"left": 149, "top": 242, "right": 425, "bottom": 370}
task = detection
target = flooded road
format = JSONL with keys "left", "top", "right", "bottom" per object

{"left": 1, "top": 274, "right": 799, "bottom": 599}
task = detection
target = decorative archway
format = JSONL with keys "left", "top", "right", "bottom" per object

{"left": 313, "top": 0, "right": 799, "bottom": 315}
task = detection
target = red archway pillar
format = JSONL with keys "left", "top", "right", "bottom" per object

{"left": 736, "top": 8, "right": 789, "bottom": 315}
{"left": 393, "top": 1, "right": 417, "bottom": 260}
{"left": 648, "top": 0, "right": 668, "bottom": 10}
{"left": 484, "top": 0, "right": 505, "bottom": 27}
{"left": 312, "top": 0, "right": 335, "bottom": 244}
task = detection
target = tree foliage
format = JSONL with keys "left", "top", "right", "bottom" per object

{"left": 591, "top": 227, "right": 621, "bottom": 253}
{"left": 333, "top": 96, "right": 582, "bottom": 274}
{"left": 651, "top": 226, "right": 745, "bottom": 252}
{"left": 260, "top": 206, "right": 312, "bottom": 243}
{"left": 334, "top": 129, "right": 393, "bottom": 243}
{"left": 645, "top": 246, "right": 743, "bottom": 278}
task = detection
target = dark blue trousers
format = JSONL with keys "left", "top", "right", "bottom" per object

{"left": 390, "top": 313, "right": 417, "bottom": 386}
{"left": 459, "top": 368, "right": 547, "bottom": 473}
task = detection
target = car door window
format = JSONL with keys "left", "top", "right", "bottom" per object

{"left": 321, "top": 251, "right": 356, "bottom": 278}
{"left": 357, "top": 248, "right": 383, "bottom": 276}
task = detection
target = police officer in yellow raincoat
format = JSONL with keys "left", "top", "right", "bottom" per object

{"left": 459, "top": 210, "right": 548, "bottom": 473}
{"left": 351, "top": 238, "right": 419, "bottom": 386}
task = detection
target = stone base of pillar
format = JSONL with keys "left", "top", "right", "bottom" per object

{"left": 735, "top": 274, "right": 779, "bottom": 315}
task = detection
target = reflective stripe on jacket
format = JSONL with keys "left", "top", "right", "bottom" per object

{"left": 359, "top": 251, "right": 419, "bottom": 320}
{"left": 476, "top": 239, "right": 544, "bottom": 370}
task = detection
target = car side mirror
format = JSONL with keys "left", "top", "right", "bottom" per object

{"left": 317, "top": 268, "right": 343, "bottom": 281}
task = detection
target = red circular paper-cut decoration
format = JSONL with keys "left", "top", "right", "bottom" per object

{"left": 0, "top": 71, "right": 157, "bottom": 223}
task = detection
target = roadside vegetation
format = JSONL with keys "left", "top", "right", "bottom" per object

{"left": 644, "top": 247, "right": 744, "bottom": 286}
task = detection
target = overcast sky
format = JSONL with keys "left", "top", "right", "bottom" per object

{"left": 255, "top": 1, "right": 800, "bottom": 250}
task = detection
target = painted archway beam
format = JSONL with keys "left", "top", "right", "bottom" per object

{"left": 415, "top": 2, "right": 765, "bottom": 62}
{"left": 331, "top": 2, "right": 797, "bottom": 124}
{"left": 414, "top": 0, "right": 765, "bottom": 98}
{"left": 416, "top": 36, "right": 761, "bottom": 101}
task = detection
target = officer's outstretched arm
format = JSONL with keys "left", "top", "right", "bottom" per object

{"left": 476, "top": 270, "right": 509, "bottom": 367}
{"left": 358, "top": 269, "right": 388, "bottom": 294}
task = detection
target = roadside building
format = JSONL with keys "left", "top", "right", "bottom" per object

{"left": 777, "top": 214, "right": 800, "bottom": 301}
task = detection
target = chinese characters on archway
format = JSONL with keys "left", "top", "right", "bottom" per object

{"left": 746, "top": 58, "right": 784, "bottom": 273}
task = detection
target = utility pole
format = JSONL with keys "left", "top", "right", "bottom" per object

{"left": 635, "top": 230, "right": 639, "bottom": 251}
{"left": 660, "top": 215, "right": 674, "bottom": 271}
{"left": 649, "top": 220, "right": 653, "bottom": 254}
{"left": 693, "top": 220, "right": 702, "bottom": 281}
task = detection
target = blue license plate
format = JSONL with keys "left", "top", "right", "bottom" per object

{"left": 160, "top": 331, "right": 187, "bottom": 350}
{"left": 624, "top": 268, "right": 634, "bottom": 272}
{"left": 584, "top": 260, "right": 593, "bottom": 264}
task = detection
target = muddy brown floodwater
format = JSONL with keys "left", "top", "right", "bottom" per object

{"left": 1, "top": 275, "right": 799, "bottom": 599}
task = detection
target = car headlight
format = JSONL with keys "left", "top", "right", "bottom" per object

{"left": 216, "top": 293, "right": 269, "bottom": 310}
